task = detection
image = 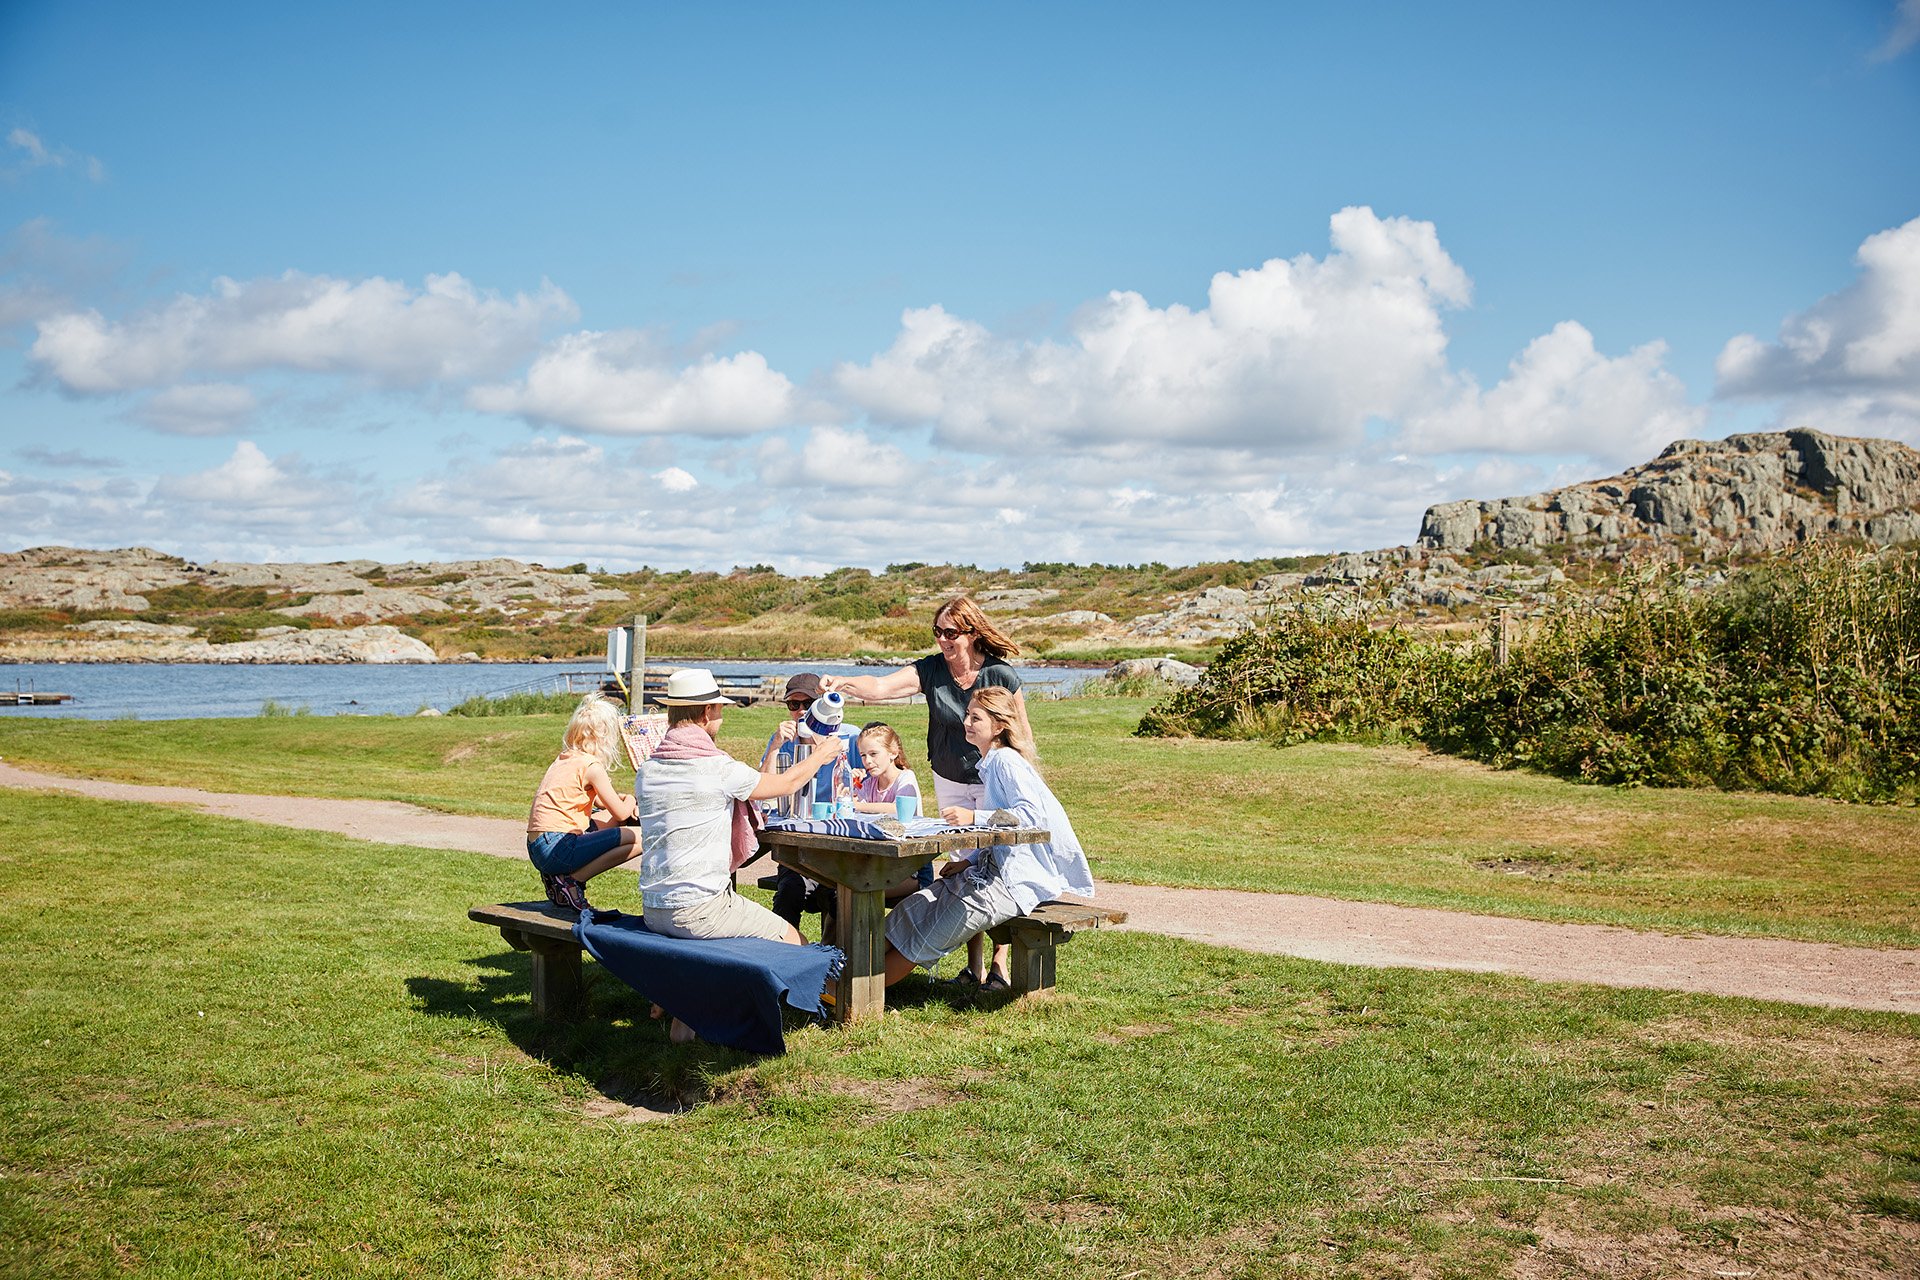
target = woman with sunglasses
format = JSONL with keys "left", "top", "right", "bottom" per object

{"left": 821, "top": 595, "right": 1029, "bottom": 986}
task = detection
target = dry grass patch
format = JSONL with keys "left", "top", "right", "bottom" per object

{"left": 440, "top": 731, "right": 519, "bottom": 764}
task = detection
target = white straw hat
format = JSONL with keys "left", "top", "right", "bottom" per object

{"left": 655, "top": 668, "right": 738, "bottom": 706}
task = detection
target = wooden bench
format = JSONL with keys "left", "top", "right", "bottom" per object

{"left": 469, "top": 901, "right": 592, "bottom": 1016}
{"left": 472, "top": 894, "right": 1127, "bottom": 1018}
{"left": 986, "top": 898, "right": 1128, "bottom": 995}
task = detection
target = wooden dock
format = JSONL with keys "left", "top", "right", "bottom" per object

{"left": 634, "top": 668, "right": 782, "bottom": 707}
{"left": 1, "top": 690, "right": 71, "bottom": 706}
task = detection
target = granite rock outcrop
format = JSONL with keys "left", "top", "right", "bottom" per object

{"left": 1417, "top": 429, "right": 1920, "bottom": 555}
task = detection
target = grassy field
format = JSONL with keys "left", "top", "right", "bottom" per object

{"left": 3, "top": 699, "right": 1916, "bottom": 947}
{"left": 2, "top": 789, "right": 1915, "bottom": 1278}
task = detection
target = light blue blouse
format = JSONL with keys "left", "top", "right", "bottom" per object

{"left": 969, "top": 748, "right": 1096, "bottom": 912}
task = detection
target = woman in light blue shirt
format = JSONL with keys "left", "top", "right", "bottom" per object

{"left": 880, "top": 686, "right": 1095, "bottom": 990}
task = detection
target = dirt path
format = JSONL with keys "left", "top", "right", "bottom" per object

{"left": 8, "top": 760, "right": 1917, "bottom": 1015}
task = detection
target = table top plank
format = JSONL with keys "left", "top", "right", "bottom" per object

{"left": 757, "top": 825, "right": 1051, "bottom": 860}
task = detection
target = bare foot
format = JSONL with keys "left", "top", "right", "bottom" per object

{"left": 669, "top": 1018, "right": 697, "bottom": 1044}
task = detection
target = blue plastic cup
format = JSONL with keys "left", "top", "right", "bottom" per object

{"left": 811, "top": 801, "right": 832, "bottom": 820}
{"left": 894, "top": 795, "right": 918, "bottom": 821}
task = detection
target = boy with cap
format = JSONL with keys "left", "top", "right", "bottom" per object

{"left": 761, "top": 672, "right": 863, "bottom": 932}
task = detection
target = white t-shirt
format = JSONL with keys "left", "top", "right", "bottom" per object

{"left": 636, "top": 753, "right": 761, "bottom": 909}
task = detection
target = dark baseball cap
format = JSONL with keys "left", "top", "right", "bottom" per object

{"left": 782, "top": 673, "right": 824, "bottom": 702}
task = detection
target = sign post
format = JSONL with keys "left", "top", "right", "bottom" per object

{"left": 627, "top": 613, "right": 646, "bottom": 710}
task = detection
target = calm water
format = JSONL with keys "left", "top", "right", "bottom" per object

{"left": 0, "top": 660, "right": 1097, "bottom": 721}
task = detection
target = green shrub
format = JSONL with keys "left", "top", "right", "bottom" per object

{"left": 1138, "top": 608, "right": 1445, "bottom": 745}
{"left": 1141, "top": 545, "right": 1920, "bottom": 804}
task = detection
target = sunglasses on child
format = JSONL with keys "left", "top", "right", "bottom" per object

{"left": 932, "top": 625, "right": 972, "bottom": 640}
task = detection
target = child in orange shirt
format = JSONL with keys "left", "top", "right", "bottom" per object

{"left": 526, "top": 693, "right": 639, "bottom": 915}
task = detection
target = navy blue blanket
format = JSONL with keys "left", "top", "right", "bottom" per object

{"left": 574, "top": 909, "right": 843, "bottom": 1055}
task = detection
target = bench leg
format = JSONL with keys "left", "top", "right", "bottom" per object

{"left": 1005, "top": 924, "right": 1066, "bottom": 996}
{"left": 525, "top": 938, "right": 585, "bottom": 1017}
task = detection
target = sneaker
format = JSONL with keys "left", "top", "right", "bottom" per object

{"left": 546, "top": 873, "right": 593, "bottom": 914}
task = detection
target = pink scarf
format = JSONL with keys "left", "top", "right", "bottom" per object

{"left": 649, "top": 722, "right": 764, "bottom": 872}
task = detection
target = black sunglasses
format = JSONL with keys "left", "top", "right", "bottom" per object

{"left": 932, "top": 625, "right": 971, "bottom": 640}
{"left": 785, "top": 698, "right": 812, "bottom": 710}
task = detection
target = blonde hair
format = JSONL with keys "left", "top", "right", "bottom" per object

{"left": 935, "top": 595, "right": 1021, "bottom": 662}
{"left": 968, "top": 686, "right": 1037, "bottom": 767}
{"left": 858, "top": 723, "right": 910, "bottom": 772}
{"left": 561, "top": 692, "right": 624, "bottom": 772}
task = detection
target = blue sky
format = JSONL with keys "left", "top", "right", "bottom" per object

{"left": 3, "top": 1, "right": 1918, "bottom": 572}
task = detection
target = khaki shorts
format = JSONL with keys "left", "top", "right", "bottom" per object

{"left": 643, "top": 887, "right": 795, "bottom": 942}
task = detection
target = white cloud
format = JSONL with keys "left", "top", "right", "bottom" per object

{"left": 755, "top": 426, "right": 918, "bottom": 489}
{"left": 467, "top": 329, "right": 797, "bottom": 435}
{"left": 836, "top": 206, "right": 1470, "bottom": 455}
{"left": 135, "top": 383, "right": 259, "bottom": 436}
{"left": 1871, "top": 0, "right": 1920, "bottom": 62}
{"left": 30, "top": 271, "right": 576, "bottom": 394}
{"left": 1715, "top": 214, "right": 1920, "bottom": 442}
{"left": 5, "top": 128, "right": 106, "bottom": 182}
{"left": 1717, "top": 217, "right": 1920, "bottom": 392}
{"left": 654, "top": 466, "right": 698, "bottom": 493}
{"left": 1403, "top": 320, "right": 1705, "bottom": 463}
{"left": 150, "top": 441, "right": 338, "bottom": 510}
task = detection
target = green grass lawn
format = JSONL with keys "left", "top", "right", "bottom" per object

{"left": 4, "top": 699, "right": 1916, "bottom": 947}
{"left": 2, "top": 790, "right": 1915, "bottom": 1278}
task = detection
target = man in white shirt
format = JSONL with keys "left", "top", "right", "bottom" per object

{"left": 636, "top": 669, "right": 844, "bottom": 945}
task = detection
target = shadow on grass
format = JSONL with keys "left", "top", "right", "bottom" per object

{"left": 406, "top": 950, "right": 725, "bottom": 1109}
{"left": 403, "top": 952, "right": 983, "bottom": 1109}
{"left": 406, "top": 949, "right": 1005, "bottom": 1109}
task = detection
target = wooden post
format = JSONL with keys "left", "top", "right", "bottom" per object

{"left": 627, "top": 613, "right": 647, "bottom": 710}
{"left": 1496, "top": 607, "right": 1512, "bottom": 667}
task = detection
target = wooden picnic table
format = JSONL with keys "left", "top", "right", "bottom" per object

{"left": 758, "top": 824, "right": 1050, "bottom": 1024}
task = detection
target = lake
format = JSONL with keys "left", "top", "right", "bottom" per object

{"left": 0, "top": 659, "right": 1102, "bottom": 721}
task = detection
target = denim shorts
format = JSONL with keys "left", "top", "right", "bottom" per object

{"left": 526, "top": 827, "right": 628, "bottom": 876}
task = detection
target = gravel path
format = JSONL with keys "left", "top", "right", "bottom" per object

{"left": 8, "top": 760, "right": 1916, "bottom": 1015}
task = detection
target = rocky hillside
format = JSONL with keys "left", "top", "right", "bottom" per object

{"left": 0, "top": 547, "right": 629, "bottom": 620}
